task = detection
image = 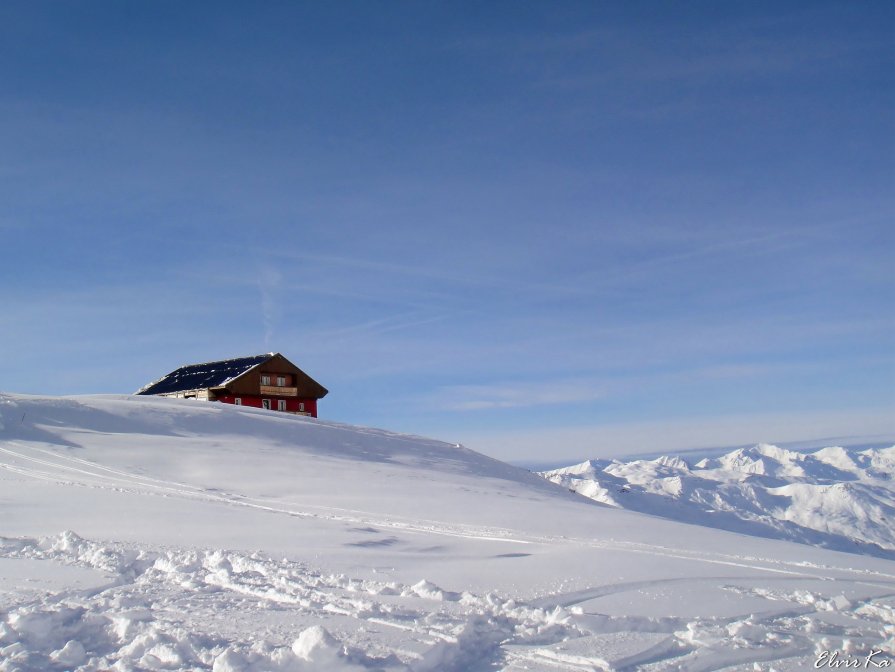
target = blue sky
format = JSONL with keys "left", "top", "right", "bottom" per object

{"left": 1, "top": 1, "right": 892, "bottom": 464}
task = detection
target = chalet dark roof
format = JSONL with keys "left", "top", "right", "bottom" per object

{"left": 136, "top": 354, "right": 273, "bottom": 396}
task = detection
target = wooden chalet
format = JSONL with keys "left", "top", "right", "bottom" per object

{"left": 136, "top": 353, "right": 328, "bottom": 417}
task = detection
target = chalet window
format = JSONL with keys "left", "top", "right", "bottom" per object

{"left": 276, "top": 376, "right": 286, "bottom": 387}
{"left": 299, "top": 402, "right": 305, "bottom": 412}
{"left": 261, "top": 374, "right": 271, "bottom": 386}
{"left": 277, "top": 400, "right": 287, "bottom": 411}
{"left": 234, "top": 398, "right": 242, "bottom": 405}
{"left": 262, "top": 399, "right": 270, "bottom": 410}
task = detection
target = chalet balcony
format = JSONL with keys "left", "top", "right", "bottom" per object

{"left": 260, "top": 385, "right": 298, "bottom": 397}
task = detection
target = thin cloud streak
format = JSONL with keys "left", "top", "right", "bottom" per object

{"left": 258, "top": 266, "right": 282, "bottom": 349}
{"left": 433, "top": 380, "right": 609, "bottom": 412}
{"left": 572, "top": 227, "right": 813, "bottom": 291}
{"left": 421, "top": 360, "right": 834, "bottom": 414}
{"left": 269, "top": 248, "right": 590, "bottom": 300}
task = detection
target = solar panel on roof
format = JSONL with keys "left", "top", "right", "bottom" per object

{"left": 136, "top": 354, "right": 272, "bottom": 396}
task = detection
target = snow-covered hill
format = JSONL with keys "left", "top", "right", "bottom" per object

{"left": 541, "top": 442, "right": 895, "bottom": 558}
{"left": 2, "top": 394, "right": 895, "bottom": 671}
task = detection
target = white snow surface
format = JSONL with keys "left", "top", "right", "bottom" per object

{"left": 542, "top": 442, "right": 895, "bottom": 559}
{"left": 1, "top": 394, "right": 894, "bottom": 671}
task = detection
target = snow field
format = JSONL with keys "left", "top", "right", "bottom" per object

{"left": 2, "top": 394, "right": 895, "bottom": 670}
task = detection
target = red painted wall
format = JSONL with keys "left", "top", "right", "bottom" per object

{"left": 216, "top": 395, "right": 318, "bottom": 417}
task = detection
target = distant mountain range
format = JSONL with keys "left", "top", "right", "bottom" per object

{"left": 540, "top": 443, "right": 895, "bottom": 558}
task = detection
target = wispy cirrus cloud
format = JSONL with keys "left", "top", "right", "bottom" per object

{"left": 432, "top": 379, "right": 609, "bottom": 412}
{"left": 423, "top": 361, "right": 819, "bottom": 414}
{"left": 453, "top": 7, "right": 884, "bottom": 88}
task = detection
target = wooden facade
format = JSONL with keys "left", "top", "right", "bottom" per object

{"left": 136, "top": 353, "right": 328, "bottom": 417}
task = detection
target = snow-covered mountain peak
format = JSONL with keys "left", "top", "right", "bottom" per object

{"left": 811, "top": 445, "right": 856, "bottom": 470}
{"left": 754, "top": 442, "right": 803, "bottom": 462}
{"left": 549, "top": 458, "right": 608, "bottom": 479}
{"left": 695, "top": 443, "right": 808, "bottom": 481}
{"left": 652, "top": 455, "right": 690, "bottom": 471}
{"left": 864, "top": 445, "right": 895, "bottom": 476}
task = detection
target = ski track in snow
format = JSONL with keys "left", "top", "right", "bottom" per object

{"left": 3, "top": 441, "right": 895, "bottom": 670}
{"left": 0, "top": 440, "right": 532, "bottom": 546}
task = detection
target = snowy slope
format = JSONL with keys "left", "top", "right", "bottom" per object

{"left": 1, "top": 394, "right": 894, "bottom": 671}
{"left": 542, "top": 442, "right": 895, "bottom": 559}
